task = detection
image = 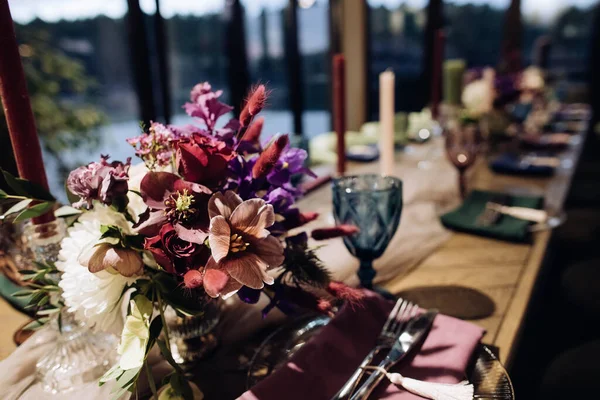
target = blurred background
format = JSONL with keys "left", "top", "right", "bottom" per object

{"left": 2, "top": 0, "right": 597, "bottom": 200}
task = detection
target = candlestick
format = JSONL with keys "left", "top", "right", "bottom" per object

{"left": 443, "top": 59, "right": 465, "bottom": 106}
{"left": 332, "top": 53, "right": 346, "bottom": 176}
{"left": 431, "top": 29, "right": 445, "bottom": 120}
{"left": 379, "top": 70, "right": 395, "bottom": 176}
{"left": 0, "top": 0, "right": 54, "bottom": 224}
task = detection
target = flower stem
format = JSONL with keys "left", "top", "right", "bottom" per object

{"left": 156, "top": 291, "right": 171, "bottom": 349}
{"left": 144, "top": 360, "right": 158, "bottom": 398}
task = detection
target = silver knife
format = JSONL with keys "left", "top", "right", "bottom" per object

{"left": 349, "top": 310, "right": 438, "bottom": 400}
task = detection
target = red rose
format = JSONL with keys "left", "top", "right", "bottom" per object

{"left": 176, "top": 132, "right": 235, "bottom": 187}
{"left": 145, "top": 224, "right": 210, "bottom": 275}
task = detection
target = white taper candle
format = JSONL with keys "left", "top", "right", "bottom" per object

{"left": 379, "top": 70, "right": 395, "bottom": 176}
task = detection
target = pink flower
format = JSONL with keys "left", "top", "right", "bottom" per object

{"left": 67, "top": 155, "right": 131, "bottom": 209}
{"left": 203, "top": 191, "right": 285, "bottom": 298}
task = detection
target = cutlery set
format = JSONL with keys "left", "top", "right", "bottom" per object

{"left": 331, "top": 298, "right": 439, "bottom": 400}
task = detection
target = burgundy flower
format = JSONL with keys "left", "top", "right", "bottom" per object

{"left": 176, "top": 133, "right": 236, "bottom": 188}
{"left": 136, "top": 171, "right": 212, "bottom": 242}
{"left": 144, "top": 223, "right": 209, "bottom": 275}
{"left": 67, "top": 155, "right": 131, "bottom": 209}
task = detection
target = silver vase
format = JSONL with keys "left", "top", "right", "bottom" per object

{"left": 24, "top": 219, "right": 118, "bottom": 394}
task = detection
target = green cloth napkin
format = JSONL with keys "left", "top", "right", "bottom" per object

{"left": 441, "top": 190, "right": 544, "bottom": 242}
{"left": 0, "top": 273, "right": 29, "bottom": 313}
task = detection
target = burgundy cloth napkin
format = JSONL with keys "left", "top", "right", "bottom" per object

{"left": 239, "top": 291, "right": 485, "bottom": 400}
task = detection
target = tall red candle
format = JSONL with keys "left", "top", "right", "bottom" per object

{"left": 332, "top": 53, "right": 346, "bottom": 176}
{"left": 0, "top": 0, "right": 54, "bottom": 224}
{"left": 431, "top": 29, "right": 445, "bottom": 120}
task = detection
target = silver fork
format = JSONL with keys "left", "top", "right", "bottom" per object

{"left": 330, "top": 298, "right": 419, "bottom": 400}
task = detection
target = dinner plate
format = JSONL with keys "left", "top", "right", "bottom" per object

{"left": 247, "top": 314, "right": 515, "bottom": 400}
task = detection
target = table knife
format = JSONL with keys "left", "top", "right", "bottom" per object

{"left": 349, "top": 310, "right": 438, "bottom": 400}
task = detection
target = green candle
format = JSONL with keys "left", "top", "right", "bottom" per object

{"left": 443, "top": 59, "right": 466, "bottom": 106}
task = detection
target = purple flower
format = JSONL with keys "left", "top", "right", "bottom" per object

{"left": 267, "top": 145, "right": 315, "bottom": 190}
{"left": 265, "top": 187, "right": 294, "bottom": 214}
{"left": 184, "top": 82, "right": 233, "bottom": 131}
{"left": 67, "top": 155, "right": 131, "bottom": 209}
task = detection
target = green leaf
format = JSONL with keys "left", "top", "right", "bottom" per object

{"left": 115, "top": 366, "right": 142, "bottom": 389}
{"left": 22, "top": 318, "right": 48, "bottom": 331}
{"left": 100, "top": 364, "right": 124, "bottom": 386}
{"left": 146, "top": 316, "right": 163, "bottom": 353}
{"left": 13, "top": 201, "right": 55, "bottom": 223}
{"left": 54, "top": 205, "right": 82, "bottom": 218}
{"left": 12, "top": 290, "right": 33, "bottom": 298}
{"left": 0, "top": 188, "right": 8, "bottom": 199}
{"left": 1, "top": 169, "right": 55, "bottom": 201}
{"left": 36, "top": 308, "right": 60, "bottom": 316}
{"left": 1, "top": 199, "right": 33, "bottom": 218}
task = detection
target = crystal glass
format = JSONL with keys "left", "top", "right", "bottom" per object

{"left": 332, "top": 175, "right": 402, "bottom": 296}
{"left": 445, "top": 123, "right": 479, "bottom": 199}
{"left": 24, "top": 219, "right": 117, "bottom": 394}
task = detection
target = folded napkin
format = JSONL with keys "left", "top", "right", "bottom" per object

{"left": 441, "top": 189, "right": 544, "bottom": 242}
{"left": 520, "top": 133, "right": 570, "bottom": 150}
{"left": 240, "top": 292, "right": 484, "bottom": 400}
{"left": 489, "top": 153, "right": 556, "bottom": 177}
{"left": 0, "top": 273, "right": 29, "bottom": 312}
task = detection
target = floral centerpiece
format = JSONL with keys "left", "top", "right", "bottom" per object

{"left": 0, "top": 83, "right": 362, "bottom": 399}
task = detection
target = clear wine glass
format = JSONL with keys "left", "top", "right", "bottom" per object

{"left": 332, "top": 175, "right": 402, "bottom": 298}
{"left": 445, "top": 124, "right": 479, "bottom": 199}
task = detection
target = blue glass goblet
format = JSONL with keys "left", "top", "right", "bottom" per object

{"left": 332, "top": 175, "right": 403, "bottom": 297}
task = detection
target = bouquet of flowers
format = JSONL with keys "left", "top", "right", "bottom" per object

{"left": 0, "top": 83, "right": 362, "bottom": 399}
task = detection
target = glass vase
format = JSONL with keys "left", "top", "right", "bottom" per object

{"left": 166, "top": 300, "right": 221, "bottom": 365}
{"left": 24, "top": 219, "right": 118, "bottom": 394}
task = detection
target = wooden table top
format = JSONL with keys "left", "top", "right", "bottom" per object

{"left": 0, "top": 131, "right": 583, "bottom": 368}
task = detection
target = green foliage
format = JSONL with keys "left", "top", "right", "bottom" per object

{"left": 15, "top": 261, "right": 62, "bottom": 327}
{"left": 0, "top": 169, "right": 56, "bottom": 222}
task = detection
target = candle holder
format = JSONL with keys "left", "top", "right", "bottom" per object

{"left": 24, "top": 219, "right": 118, "bottom": 394}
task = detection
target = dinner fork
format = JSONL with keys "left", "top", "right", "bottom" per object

{"left": 330, "top": 298, "right": 419, "bottom": 400}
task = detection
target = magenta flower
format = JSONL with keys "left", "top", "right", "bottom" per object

{"left": 203, "top": 191, "right": 285, "bottom": 298}
{"left": 67, "top": 155, "right": 131, "bottom": 209}
{"left": 184, "top": 82, "right": 233, "bottom": 131}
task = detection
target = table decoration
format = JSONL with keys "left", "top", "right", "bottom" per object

{"left": 442, "top": 60, "right": 465, "bottom": 107}
{"left": 0, "top": 82, "right": 364, "bottom": 398}
{"left": 331, "top": 175, "right": 402, "bottom": 297}
{"left": 379, "top": 70, "right": 396, "bottom": 176}
{"left": 333, "top": 54, "right": 347, "bottom": 176}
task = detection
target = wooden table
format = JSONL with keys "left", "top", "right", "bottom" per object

{"left": 0, "top": 133, "right": 583, "bottom": 370}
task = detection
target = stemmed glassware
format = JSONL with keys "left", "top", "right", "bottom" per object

{"left": 445, "top": 123, "right": 480, "bottom": 199}
{"left": 332, "top": 175, "right": 402, "bottom": 298}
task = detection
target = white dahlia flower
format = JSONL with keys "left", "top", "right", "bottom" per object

{"left": 57, "top": 204, "right": 139, "bottom": 335}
